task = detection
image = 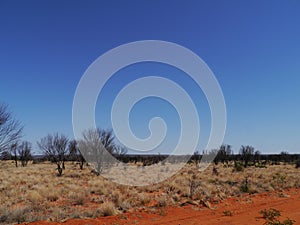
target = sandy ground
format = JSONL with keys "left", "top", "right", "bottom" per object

{"left": 24, "top": 188, "right": 300, "bottom": 225}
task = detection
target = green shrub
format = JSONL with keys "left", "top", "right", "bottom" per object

{"left": 240, "top": 183, "right": 249, "bottom": 193}
{"left": 233, "top": 161, "right": 243, "bottom": 172}
{"left": 240, "top": 176, "right": 250, "bottom": 193}
{"left": 260, "top": 208, "right": 295, "bottom": 225}
{"left": 260, "top": 208, "right": 281, "bottom": 221}
{"left": 255, "top": 162, "right": 267, "bottom": 168}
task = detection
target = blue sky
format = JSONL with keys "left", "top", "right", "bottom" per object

{"left": 0, "top": 0, "right": 299, "bottom": 154}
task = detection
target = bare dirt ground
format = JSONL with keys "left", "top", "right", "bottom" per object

{"left": 25, "top": 188, "right": 300, "bottom": 225}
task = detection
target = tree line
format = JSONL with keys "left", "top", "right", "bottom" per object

{"left": 1, "top": 102, "right": 300, "bottom": 177}
{"left": 0, "top": 102, "right": 127, "bottom": 175}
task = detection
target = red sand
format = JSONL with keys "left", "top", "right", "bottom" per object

{"left": 24, "top": 188, "right": 300, "bottom": 225}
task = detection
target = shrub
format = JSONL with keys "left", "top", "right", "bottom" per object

{"left": 99, "top": 201, "right": 118, "bottom": 216}
{"left": 240, "top": 183, "right": 249, "bottom": 193}
{"left": 260, "top": 208, "right": 295, "bottom": 225}
{"left": 0, "top": 206, "right": 8, "bottom": 223}
{"left": 260, "top": 208, "right": 281, "bottom": 221}
{"left": 272, "top": 173, "right": 286, "bottom": 189}
{"left": 233, "top": 161, "right": 243, "bottom": 172}
{"left": 119, "top": 201, "right": 131, "bottom": 212}
{"left": 138, "top": 193, "right": 151, "bottom": 205}
{"left": 240, "top": 176, "right": 250, "bottom": 193}
{"left": 223, "top": 210, "right": 233, "bottom": 216}
{"left": 69, "top": 192, "right": 85, "bottom": 205}
{"left": 157, "top": 196, "right": 168, "bottom": 207}
{"left": 255, "top": 161, "right": 267, "bottom": 168}
{"left": 45, "top": 191, "right": 59, "bottom": 202}
{"left": 6, "top": 206, "right": 31, "bottom": 224}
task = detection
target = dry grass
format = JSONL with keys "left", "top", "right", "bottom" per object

{"left": 99, "top": 201, "right": 119, "bottom": 216}
{"left": 0, "top": 160, "right": 299, "bottom": 224}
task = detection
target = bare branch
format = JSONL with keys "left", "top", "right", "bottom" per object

{"left": 0, "top": 103, "right": 23, "bottom": 151}
{"left": 37, "top": 133, "right": 69, "bottom": 176}
{"left": 18, "top": 141, "right": 32, "bottom": 167}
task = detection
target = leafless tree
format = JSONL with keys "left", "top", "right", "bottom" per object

{"left": 254, "top": 150, "right": 261, "bottom": 163}
{"left": 218, "top": 144, "right": 232, "bottom": 165}
{"left": 0, "top": 103, "right": 23, "bottom": 152}
{"left": 78, "top": 128, "right": 116, "bottom": 175}
{"left": 280, "top": 151, "right": 290, "bottom": 163}
{"left": 240, "top": 145, "right": 255, "bottom": 167}
{"left": 68, "top": 139, "right": 85, "bottom": 170}
{"left": 37, "top": 134, "right": 69, "bottom": 176}
{"left": 18, "top": 141, "right": 32, "bottom": 167}
{"left": 97, "top": 129, "right": 115, "bottom": 154}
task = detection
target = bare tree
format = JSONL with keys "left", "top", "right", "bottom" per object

{"left": 37, "top": 134, "right": 69, "bottom": 176}
{"left": 18, "top": 141, "right": 32, "bottom": 167}
{"left": 218, "top": 144, "right": 232, "bottom": 165}
{"left": 239, "top": 145, "right": 255, "bottom": 167}
{"left": 98, "top": 129, "right": 115, "bottom": 154}
{"left": 254, "top": 150, "right": 261, "bottom": 163}
{"left": 78, "top": 128, "right": 116, "bottom": 175}
{"left": 68, "top": 139, "right": 85, "bottom": 170}
{"left": 0, "top": 103, "right": 23, "bottom": 152}
{"left": 280, "top": 151, "right": 290, "bottom": 163}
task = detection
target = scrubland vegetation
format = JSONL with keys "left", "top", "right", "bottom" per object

{"left": 0, "top": 159, "right": 299, "bottom": 224}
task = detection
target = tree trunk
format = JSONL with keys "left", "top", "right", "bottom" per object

{"left": 57, "top": 164, "right": 63, "bottom": 176}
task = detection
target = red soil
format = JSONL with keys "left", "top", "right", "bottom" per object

{"left": 25, "top": 188, "right": 300, "bottom": 225}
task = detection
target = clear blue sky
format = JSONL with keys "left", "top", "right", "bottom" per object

{"left": 0, "top": 0, "right": 299, "bottom": 154}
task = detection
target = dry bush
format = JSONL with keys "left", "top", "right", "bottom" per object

{"left": 137, "top": 193, "right": 151, "bottom": 205}
{"left": 49, "top": 207, "right": 68, "bottom": 222}
{"left": 43, "top": 190, "right": 59, "bottom": 202}
{"left": 157, "top": 196, "right": 168, "bottom": 207}
{"left": 68, "top": 192, "right": 86, "bottom": 206}
{"left": 99, "top": 201, "right": 119, "bottom": 216}
{"left": 3, "top": 206, "right": 31, "bottom": 224}
{"left": 118, "top": 200, "right": 132, "bottom": 212}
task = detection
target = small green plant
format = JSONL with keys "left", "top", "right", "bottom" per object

{"left": 255, "top": 161, "right": 267, "bottom": 168}
{"left": 259, "top": 208, "right": 295, "bottom": 225}
{"left": 260, "top": 208, "right": 281, "bottom": 221}
{"left": 240, "top": 176, "right": 250, "bottom": 193}
{"left": 240, "top": 183, "right": 249, "bottom": 193}
{"left": 272, "top": 173, "right": 286, "bottom": 189}
{"left": 233, "top": 161, "right": 243, "bottom": 172}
